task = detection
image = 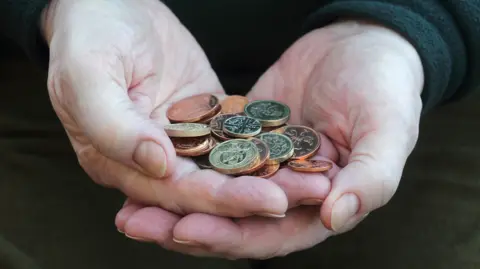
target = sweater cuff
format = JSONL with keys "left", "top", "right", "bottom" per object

{"left": 4, "top": 0, "right": 50, "bottom": 70}
{"left": 301, "top": 1, "right": 453, "bottom": 113}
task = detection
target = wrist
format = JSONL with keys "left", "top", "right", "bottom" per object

{"left": 40, "top": 0, "right": 58, "bottom": 45}
{"left": 331, "top": 20, "right": 425, "bottom": 96}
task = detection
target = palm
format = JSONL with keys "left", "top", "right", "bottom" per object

{"left": 46, "top": 0, "right": 289, "bottom": 218}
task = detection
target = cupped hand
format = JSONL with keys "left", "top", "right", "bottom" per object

{"left": 115, "top": 149, "right": 342, "bottom": 260}
{"left": 248, "top": 20, "right": 424, "bottom": 231}
{"left": 42, "top": 0, "right": 288, "bottom": 217}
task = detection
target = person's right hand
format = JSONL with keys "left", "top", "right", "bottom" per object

{"left": 41, "top": 0, "right": 289, "bottom": 217}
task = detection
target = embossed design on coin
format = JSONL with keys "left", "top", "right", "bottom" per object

{"left": 244, "top": 100, "right": 290, "bottom": 127}
{"left": 220, "top": 95, "right": 249, "bottom": 114}
{"left": 167, "top": 94, "right": 220, "bottom": 123}
{"left": 209, "top": 113, "right": 237, "bottom": 141}
{"left": 164, "top": 123, "right": 211, "bottom": 137}
{"left": 287, "top": 160, "right": 333, "bottom": 173}
{"left": 258, "top": 133, "right": 294, "bottom": 164}
{"left": 223, "top": 116, "right": 262, "bottom": 138}
{"left": 209, "top": 139, "right": 259, "bottom": 175}
{"left": 272, "top": 125, "right": 320, "bottom": 159}
{"left": 236, "top": 137, "right": 270, "bottom": 175}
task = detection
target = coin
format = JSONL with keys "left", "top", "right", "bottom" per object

{"left": 287, "top": 160, "right": 333, "bottom": 173}
{"left": 198, "top": 109, "right": 222, "bottom": 124}
{"left": 164, "top": 123, "right": 211, "bottom": 137}
{"left": 236, "top": 137, "right": 270, "bottom": 175}
{"left": 172, "top": 136, "right": 209, "bottom": 156}
{"left": 257, "top": 133, "right": 294, "bottom": 164}
{"left": 209, "top": 139, "right": 259, "bottom": 175}
{"left": 223, "top": 116, "right": 262, "bottom": 138}
{"left": 167, "top": 94, "right": 221, "bottom": 123}
{"left": 188, "top": 137, "right": 217, "bottom": 157}
{"left": 192, "top": 155, "right": 212, "bottom": 169}
{"left": 249, "top": 163, "right": 280, "bottom": 178}
{"left": 209, "top": 113, "right": 238, "bottom": 141}
{"left": 271, "top": 125, "right": 320, "bottom": 159}
{"left": 261, "top": 124, "right": 286, "bottom": 133}
{"left": 244, "top": 100, "right": 290, "bottom": 127}
{"left": 220, "top": 95, "right": 250, "bottom": 114}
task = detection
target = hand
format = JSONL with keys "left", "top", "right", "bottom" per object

{"left": 115, "top": 20, "right": 422, "bottom": 260}
{"left": 248, "top": 20, "right": 423, "bottom": 231}
{"left": 43, "top": 0, "right": 289, "bottom": 217}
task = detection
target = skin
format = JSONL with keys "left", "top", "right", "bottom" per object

{"left": 42, "top": 0, "right": 337, "bottom": 223}
{"left": 115, "top": 20, "right": 424, "bottom": 259}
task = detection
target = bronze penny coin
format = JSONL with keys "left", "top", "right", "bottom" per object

{"left": 287, "top": 160, "right": 333, "bottom": 173}
{"left": 249, "top": 163, "right": 280, "bottom": 178}
{"left": 272, "top": 125, "right": 320, "bottom": 160}
{"left": 209, "top": 113, "right": 238, "bottom": 141}
{"left": 172, "top": 136, "right": 209, "bottom": 156}
{"left": 167, "top": 94, "right": 220, "bottom": 123}
{"left": 223, "top": 116, "right": 262, "bottom": 138}
{"left": 192, "top": 154, "right": 213, "bottom": 169}
{"left": 262, "top": 124, "right": 286, "bottom": 133}
{"left": 236, "top": 137, "right": 270, "bottom": 175}
{"left": 198, "top": 109, "right": 222, "bottom": 124}
{"left": 188, "top": 137, "right": 217, "bottom": 157}
{"left": 220, "top": 95, "right": 249, "bottom": 114}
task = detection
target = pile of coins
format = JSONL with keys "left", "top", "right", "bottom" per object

{"left": 165, "top": 94, "right": 333, "bottom": 178}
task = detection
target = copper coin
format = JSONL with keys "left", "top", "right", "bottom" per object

{"left": 198, "top": 109, "right": 222, "bottom": 124}
{"left": 249, "top": 163, "right": 280, "bottom": 178}
{"left": 192, "top": 154, "right": 212, "bottom": 169}
{"left": 189, "top": 137, "right": 217, "bottom": 157}
{"left": 172, "top": 136, "right": 209, "bottom": 156}
{"left": 167, "top": 94, "right": 220, "bottom": 123}
{"left": 236, "top": 137, "right": 270, "bottom": 175}
{"left": 262, "top": 124, "right": 286, "bottom": 133}
{"left": 209, "top": 113, "right": 238, "bottom": 141}
{"left": 272, "top": 125, "right": 320, "bottom": 160}
{"left": 220, "top": 95, "right": 249, "bottom": 114}
{"left": 287, "top": 160, "right": 333, "bottom": 173}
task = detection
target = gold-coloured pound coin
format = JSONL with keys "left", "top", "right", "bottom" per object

{"left": 209, "top": 139, "right": 259, "bottom": 175}
{"left": 257, "top": 133, "right": 294, "bottom": 164}
{"left": 244, "top": 100, "right": 290, "bottom": 127}
{"left": 164, "top": 123, "right": 211, "bottom": 137}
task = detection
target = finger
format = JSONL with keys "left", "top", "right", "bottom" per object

{"left": 97, "top": 156, "right": 288, "bottom": 218}
{"left": 320, "top": 129, "right": 412, "bottom": 232}
{"left": 52, "top": 57, "right": 176, "bottom": 179}
{"left": 318, "top": 133, "right": 339, "bottom": 163}
{"left": 172, "top": 207, "right": 333, "bottom": 259}
{"left": 268, "top": 156, "right": 339, "bottom": 207}
{"left": 122, "top": 207, "right": 217, "bottom": 257}
{"left": 115, "top": 199, "right": 143, "bottom": 232}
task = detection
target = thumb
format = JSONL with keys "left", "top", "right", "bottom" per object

{"left": 320, "top": 128, "right": 417, "bottom": 232}
{"left": 53, "top": 61, "right": 176, "bottom": 179}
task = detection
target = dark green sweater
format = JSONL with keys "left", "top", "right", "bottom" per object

{"left": 1, "top": 0, "right": 480, "bottom": 112}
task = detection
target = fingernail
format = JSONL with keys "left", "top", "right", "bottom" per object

{"left": 254, "top": 212, "right": 286, "bottom": 218}
{"left": 117, "top": 228, "right": 124, "bottom": 234}
{"left": 173, "top": 238, "right": 203, "bottom": 247}
{"left": 331, "top": 193, "right": 359, "bottom": 232}
{"left": 133, "top": 141, "right": 167, "bottom": 178}
{"left": 299, "top": 198, "right": 324, "bottom": 206}
{"left": 125, "top": 233, "right": 155, "bottom": 243}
